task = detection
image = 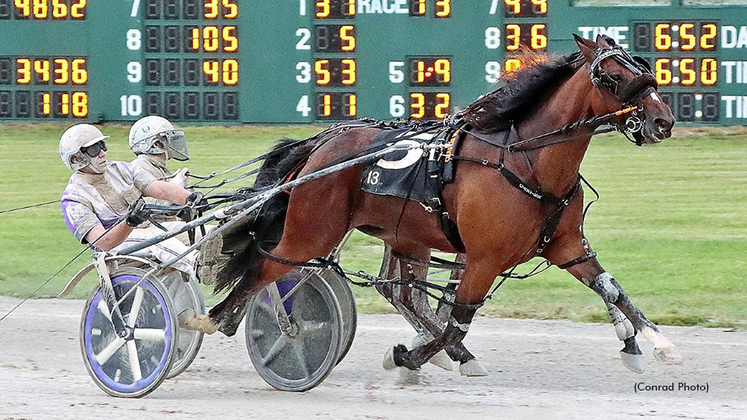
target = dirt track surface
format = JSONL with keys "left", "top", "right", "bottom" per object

{"left": 1, "top": 296, "right": 746, "bottom": 420}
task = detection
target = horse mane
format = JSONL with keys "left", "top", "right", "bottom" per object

{"left": 460, "top": 51, "right": 584, "bottom": 133}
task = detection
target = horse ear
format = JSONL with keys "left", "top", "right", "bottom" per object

{"left": 595, "top": 34, "right": 615, "bottom": 48}
{"left": 573, "top": 34, "right": 596, "bottom": 64}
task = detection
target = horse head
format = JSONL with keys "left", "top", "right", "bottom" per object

{"left": 574, "top": 34, "right": 675, "bottom": 145}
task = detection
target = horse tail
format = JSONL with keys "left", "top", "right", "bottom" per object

{"left": 213, "top": 137, "right": 319, "bottom": 294}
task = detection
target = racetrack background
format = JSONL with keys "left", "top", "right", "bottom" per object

{"left": 0, "top": 124, "right": 745, "bottom": 328}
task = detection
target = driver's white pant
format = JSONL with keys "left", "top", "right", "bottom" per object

{"left": 113, "top": 221, "right": 196, "bottom": 276}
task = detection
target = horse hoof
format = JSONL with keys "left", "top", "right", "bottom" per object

{"left": 179, "top": 310, "right": 217, "bottom": 334}
{"left": 198, "top": 314, "right": 218, "bottom": 335}
{"left": 429, "top": 350, "right": 454, "bottom": 371}
{"left": 382, "top": 347, "right": 397, "bottom": 370}
{"left": 620, "top": 351, "right": 645, "bottom": 374}
{"left": 411, "top": 335, "right": 453, "bottom": 371}
{"left": 459, "top": 359, "right": 488, "bottom": 377}
{"left": 178, "top": 308, "right": 201, "bottom": 330}
{"left": 653, "top": 346, "right": 684, "bottom": 365}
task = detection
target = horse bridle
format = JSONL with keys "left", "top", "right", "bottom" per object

{"left": 589, "top": 46, "right": 659, "bottom": 144}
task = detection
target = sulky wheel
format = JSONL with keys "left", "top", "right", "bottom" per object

{"left": 160, "top": 271, "right": 205, "bottom": 379}
{"left": 245, "top": 269, "right": 343, "bottom": 392}
{"left": 80, "top": 267, "right": 177, "bottom": 398}
{"left": 317, "top": 268, "right": 357, "bottom": 365}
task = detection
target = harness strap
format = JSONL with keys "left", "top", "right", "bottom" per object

{"left": 449, "top": 155, "right": 560, "bottom": 204}
{"left": 535, "top": 180, "right": 582, "bottom": 255}
{"left": 557, "top": 251, "right": 598, "bottom": 270}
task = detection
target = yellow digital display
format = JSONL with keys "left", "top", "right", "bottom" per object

{"left": 634, "top": 21, "right": 718, "bottom": 52}
{"left": 316, "top": 92, "right": 357, "bottom": 119}
{"left": 504, "top": 23, "right": 547, "bottom": 52}
{"left": 409, "top": 92, "right": 451, "bottom": 120}
{"left": 314, "top": 59, "right": 356, "bottom": 86}
{"left": 201, "top": 59, "right": 239, "bottom": 85}
{"left": 409, "top": 0, "right": 426, "bottom": 16}
{"left": 189, "top": 26, "right": 238, "bottom": 53}
{"left": 314, "top": 25, "right": 356, "bottom": 53}
{"left": 435, "top": 0, "right": 450, "bottom": 18}
{"left": 14, "top": 57, "right": 87, "bottom": 85}
{"left": 203, "top": 0, "right": 237, "bottom": 19}
{"left": 12, "top": 0, "right": 86, "bottom": 19}
{"left": 315, "top": 0, "right": 356, "bottom": 19}
{"left": 653, "top": 58, "right": 717, "bottom": 87}
{"left": 407, "top": 57, "right": 451, "bottom": 86}
{"left": 504, "top": 0, "right": 547, "bottom": 17}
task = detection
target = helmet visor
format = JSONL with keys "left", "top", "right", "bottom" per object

{"left": 162, "top": 130, "right": 189, "bottom": 161}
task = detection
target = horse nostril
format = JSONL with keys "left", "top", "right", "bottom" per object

{"left": 655, "top": 118, "right": 673, "bottom": 133}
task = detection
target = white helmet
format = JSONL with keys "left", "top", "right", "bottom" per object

{"left": 59, "top": 124, "right": 110, "bottom": 171}
{"left": 129, "top": 116, "right": 189, "bottom": 161}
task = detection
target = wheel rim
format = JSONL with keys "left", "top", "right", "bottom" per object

{"left": 246, "top": 274, "right": 342, "bottom": 391}
{"left": 318, "top": 269, "right": 357, "bottom": 365}
{"left": 82, "top": 275, "right": 173, "bottom": 395}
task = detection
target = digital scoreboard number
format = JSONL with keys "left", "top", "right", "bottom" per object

{"left": 1, "top": 0, "right": 745, "bottom": 124}
{"left": 630, "top": 20, "right": 727, "bottom": 123}
{"left": 138, "top": 0, "right": 240, "bottom": 121}
{"left": 0, "top": 57, "right": 89, "bottom": 119}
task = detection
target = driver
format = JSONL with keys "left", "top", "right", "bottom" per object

{"left": 59, "top": 123, "right": 201, "bottom": 275}
{"left": 128, "top": 116, "right": 191, "bottom": 223}
{"left": 129, "top": 115, "right": 190, "bottom": 190}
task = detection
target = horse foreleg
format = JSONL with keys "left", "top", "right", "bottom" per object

{"left": 551, "top": 248, "right": 683, "bottom": 368}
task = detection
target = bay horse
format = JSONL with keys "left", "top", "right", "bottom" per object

{"left": 195, "top": 34, "right": 682, "bottom": 374}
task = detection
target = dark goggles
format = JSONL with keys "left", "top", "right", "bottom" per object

{"left": 80, "top": 140, "right": 107, "bottom": 157}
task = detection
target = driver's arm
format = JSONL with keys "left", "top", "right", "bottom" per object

{"left": 83, "top": 223, "right": 134, "bottom": 251}
{"left": 143, "top": 180, "right": 191, "bottom": 205}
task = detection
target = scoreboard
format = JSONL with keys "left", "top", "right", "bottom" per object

{"left": 1, "top": 0, "right": 746, "bottom": 124}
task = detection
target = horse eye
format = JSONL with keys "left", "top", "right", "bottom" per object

{"left": 611, "top": 74, "right": 624, "bottom": 82}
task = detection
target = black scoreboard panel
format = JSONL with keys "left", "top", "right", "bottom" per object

{"left": 1, "top": 0, "right": 746, "bottom": 124}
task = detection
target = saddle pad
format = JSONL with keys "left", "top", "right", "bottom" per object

{"left": 361, "top": 129, "right": 440, "bottom": 204}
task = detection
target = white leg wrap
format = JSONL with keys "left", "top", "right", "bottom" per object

{"left": 606, "top": 302, "right": 635, "bottom": 341}
{"left": 590, "top": 272, "right": 620, "bottom": 303}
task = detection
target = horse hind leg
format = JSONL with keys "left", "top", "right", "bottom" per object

{"left": 378, "top": 247, "right": 485, "bottom": 375}
{"left": 383, "top": 258, "right": 496, "bottom": 373}
{"left": 376, "top": 247, "right": 454, "bottom": 371}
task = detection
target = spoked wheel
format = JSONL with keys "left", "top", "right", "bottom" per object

{"left": 160, "top": 271, "right": 205, "bottom": 379}
{"left": 80, "top": 267, "right": 177, "bottom": 398}
{"left": 317, "top": 268, "right": 357, "bottom": 365}
{"left": 245, "top": 269, "right": 343, "bottom": 392}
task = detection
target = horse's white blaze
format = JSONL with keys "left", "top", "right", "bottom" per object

{"left": 133, "top": 328, "right": 166, "bottom": 341}
{"left": 649, "top": 91, "right": 661, "bottom": 103}
{"left": 128, "top": 287, "right": 144, "bottom": 327}
{"left": 95, "top": 337, "right": 126, "bottom": 365}
{"left": 127, "top": 340, "right": 142, "bottom": 381}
